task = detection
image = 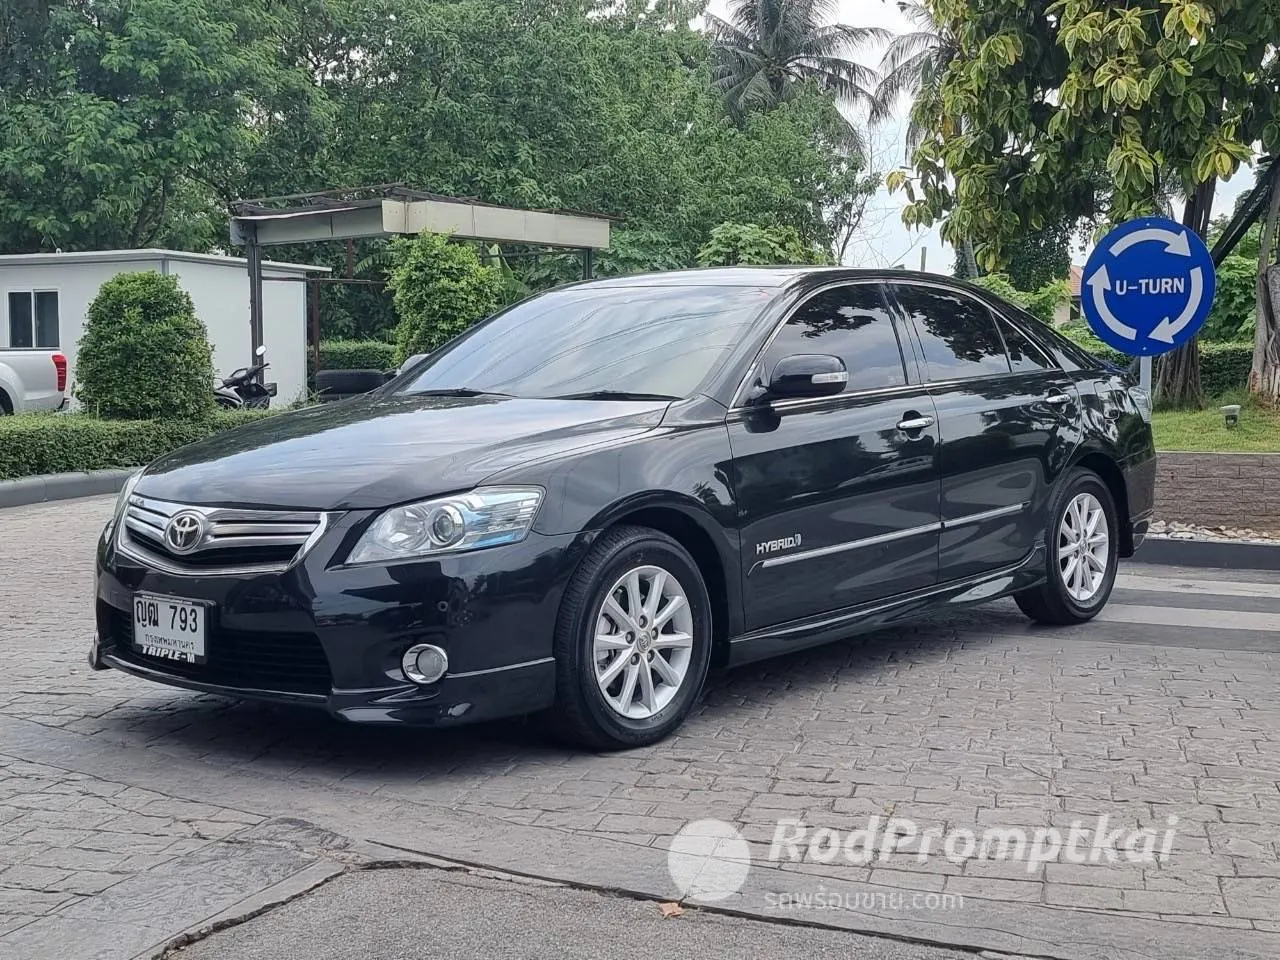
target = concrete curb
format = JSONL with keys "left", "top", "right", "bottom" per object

{"left": 1137, "top": 535, "right": 1280, "bottom": 571}
{"left": 0, "top": 468, "right": 133, "bottom": 509}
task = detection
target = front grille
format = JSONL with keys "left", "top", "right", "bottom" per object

{"left": 103, "top": 604, "right": 333, "bottom": 696}
{"left": 120, "top": 495, "right": 324, "bottom": 574}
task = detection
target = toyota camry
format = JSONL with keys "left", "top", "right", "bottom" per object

{"left": 91, "top": 268, "right": 1156, "bottom": 748}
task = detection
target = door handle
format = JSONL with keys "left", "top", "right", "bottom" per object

{"left": 897, "top": 416, "right": 935, "bottom": 432}
{"left": 1045, "top": 392, "right": 1072, "bottom": 406}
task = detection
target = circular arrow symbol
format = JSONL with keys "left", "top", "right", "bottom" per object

{"left": 1086, "top": 264, "right": 1137, "bottom": 340}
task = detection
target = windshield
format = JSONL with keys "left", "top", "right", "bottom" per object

{"left": 394, "top": 284, "right": 773, "bottom": 400}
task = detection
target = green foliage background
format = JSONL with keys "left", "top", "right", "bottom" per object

{"left": 696, "top": 222, "right": 832, "bottom": 266}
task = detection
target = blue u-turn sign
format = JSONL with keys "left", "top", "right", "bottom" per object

{"left": 1080, "top": 216, "right": 1217, "bottom": 357}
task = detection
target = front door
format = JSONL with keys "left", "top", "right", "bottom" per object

{"left": 728, "top": 282, "right": 941, "bottom": 632}
{"left": 887, "top": 283, "right": 1080, "bottom": 582}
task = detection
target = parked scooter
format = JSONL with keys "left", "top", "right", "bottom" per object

{"left": 215, "top": 345, "right": 278, "bottom": 409}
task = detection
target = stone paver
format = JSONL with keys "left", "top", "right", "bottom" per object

{"left": 2, "top": 497, "right": 1280, "bottom": 959}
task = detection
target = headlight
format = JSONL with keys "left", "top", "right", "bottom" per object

{"left": 347, "top": 486, "right": 544, "bottom": 564}
{"left": 105, "top": 471, "right": 142, "bottom": 536}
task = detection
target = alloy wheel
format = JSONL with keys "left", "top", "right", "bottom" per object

{"left": 592, "top": 564, "right": 694, "bottom": 720}
{"left": 1058, "top": 492, "right": 1110, "bottom": 603}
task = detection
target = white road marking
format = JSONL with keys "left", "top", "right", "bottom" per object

{"left": 1116, "top": 574, "right": 1280, "bottom": 601}
{"left": 1097, "top": 604, "right": 1280, "bottom": 632}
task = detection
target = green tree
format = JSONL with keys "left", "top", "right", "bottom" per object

{"left": 896, "top": 0, "right": 1280, "bottom": 408}
{"left": 706, "top": 0, "right": 885, "bottom": 128}
{"left": 696, "top": 222, "right": 832, "bottom": 266}
{"left": 388, "top": 233, "right": 504, "bottom": 363}
{"left": 77, "top": 272, "right": 215, "bottom": 421}
{"left": 1201, "top": 255, "right": 1257, "bottom": 343}
{"left": 0, "top": 0, "right": 314, "bottom": 254}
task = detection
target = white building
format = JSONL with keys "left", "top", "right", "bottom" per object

{"left": 0, "top": 249, "right": 328, "bottom": 407}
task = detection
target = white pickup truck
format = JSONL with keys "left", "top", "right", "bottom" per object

{"left": 0, "top": 350, "right": 67, "bottom": 414}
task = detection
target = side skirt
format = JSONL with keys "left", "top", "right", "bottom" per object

{"left": 726, "top": 545, "right": 1046, "bottom": 667}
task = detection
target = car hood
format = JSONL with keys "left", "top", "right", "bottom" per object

{"left": 135, "top": 393, "right": 669, "bottom": 510}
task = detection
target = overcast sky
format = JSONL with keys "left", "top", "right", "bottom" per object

{"left": 703, "top": 0, "right": 1256, "bottom": 273}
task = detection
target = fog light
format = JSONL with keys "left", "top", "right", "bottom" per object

{"left": 401, "top": 643, "right": 449, "bottom": 685}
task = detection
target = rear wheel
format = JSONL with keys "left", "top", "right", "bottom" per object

{"left": 1015, "top": 469, "right": 1119, "bottom": 625}
{"left": 551, "top": 526, "right": 712, "bottom": 749}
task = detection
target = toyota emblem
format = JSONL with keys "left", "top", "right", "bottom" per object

{"left": 164, "top": 511, "right": 206, "bottom": 554}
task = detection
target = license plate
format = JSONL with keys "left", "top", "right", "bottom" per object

{"left": 133, "top": 594, "right": 207, "bottom": 664}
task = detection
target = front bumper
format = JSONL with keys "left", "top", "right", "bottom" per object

{"left": 93, "top": 516, "right": 591, "bottom": 725}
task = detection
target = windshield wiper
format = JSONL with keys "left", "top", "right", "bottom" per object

{"left": 549, "top": 390, "right": 681, "bottom": 402}
{"left": 411, "top": 388, "right": 513, "bottom": 398}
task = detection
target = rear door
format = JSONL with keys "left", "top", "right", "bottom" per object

{"left": 727, "top": 282, "right": 941, "bottom": 631}
{"left": 886, "top": 282, "right": 1079, "bottom": 582}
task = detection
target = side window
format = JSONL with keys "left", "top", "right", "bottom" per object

{"left": 997, "top": 315, "right": 1056, "bottom": 373}
{"left": 766, "top": 285, "right": 907, "bottom": 392}
{"left": 6, "top": 291, "right": 59, "bottom": 349}
{"left": 892, "top": 285, "right": 1011, "bottom": 381}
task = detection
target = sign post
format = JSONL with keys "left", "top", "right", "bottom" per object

{"left": 1081, "top": 216, "right": 1217, "bottom": 383}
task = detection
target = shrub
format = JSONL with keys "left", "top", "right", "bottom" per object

{"left": 970, "top": 273, "right": 1068, "bottom": 325}
{"left": 388, "top": 232, "right": 504, "bottom": 364}
{"left": 696, "top": 222, "right": 831, "bottom": 267}
{"left": 1201, "top": 342, "right": 1255, "bottom": 396}
{"left": 76, "top": 272, "right": 216, "bottom": 420}
{"left": 318, "top": 340, "right": 398, "bottom": 371}
{"left": 1057, "top": 323, "right": 1254, "bottom": 395}
{"left": 0, "top": 411, "right": 275, "bottom": 480}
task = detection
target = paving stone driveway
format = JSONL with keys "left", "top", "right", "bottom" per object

{"left": 2, "top": 496, "right": 1280, "bottom": 959}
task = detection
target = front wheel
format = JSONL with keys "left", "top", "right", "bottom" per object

{"left": 551, "top": 526, "right": 712, "bottom": 749}
{"left": 1015, "top": 469, "right": 1119, "bottom": 625}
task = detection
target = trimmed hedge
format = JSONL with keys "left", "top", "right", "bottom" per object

{"left": 1058, "top": 323, "right": 1253, "bottom": 396}
{"left": 318, "top": 340, "right": 397, "bottom": 371}
{"left": 0, "top": 411, "right": 277, "bottom": 481}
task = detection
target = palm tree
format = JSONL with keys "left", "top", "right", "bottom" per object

{"left": 707, "top": 0, "right": 887, "bottom": 119}
{"left": 869, "top": 1, "right": 957, "bottom": 155}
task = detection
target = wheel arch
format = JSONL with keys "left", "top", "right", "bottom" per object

{"left": 588, "top": 494, "right": 740, "bottom": 664}
{"left": 1068, "top": 449, "right": 1133, "bottom": 557}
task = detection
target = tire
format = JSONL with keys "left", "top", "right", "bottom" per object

{"left": 0, "top": 390, "right": 11, "bottom": 415}
{"left": 315, "top": 369, "right": 391, "bottom": 397}
{"left": 551, "top": 525, "right": 713, "bottom": 749}
{"left": 1015, "top": 468, "right": 1120, "bottom": 625}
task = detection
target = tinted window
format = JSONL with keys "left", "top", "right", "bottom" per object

{"left": 998, "top": 316, "right": 1055, "bottom": 372}
{"left": 34, "top": 291, "right": 59, "bottom": 348}
{"left": 893, "top": 285, "right": 1011, "bottom": 381}
{"left": 7, "top": 292, "right": 32, "bottom": 349}
{"left": 767, "top": 285, "right": 906, "bottom": 391}
{"left": 397, "top": 284, "right": 771, "bottom": 400}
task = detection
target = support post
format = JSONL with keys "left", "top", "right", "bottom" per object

{"left": 582, "top": 247, "right": 594, "bottom": 281}
{"left": 1140, "top": 355, "right": 1153, "bottom": 396}
{"left": 246, "top": 231, "right": 264, "bottom": 376}
{"left": 309, "top": 277, "right": 321, "bottom": 391}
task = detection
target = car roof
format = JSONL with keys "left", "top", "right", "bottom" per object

{"left": 575, "top": 266, "right": 957, "bottom": 291}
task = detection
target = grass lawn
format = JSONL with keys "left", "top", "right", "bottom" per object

{"left": 1153, "top": 394, "right": 1280, "bottom": 452}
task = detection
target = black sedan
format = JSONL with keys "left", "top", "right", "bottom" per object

{"left": 91, "top": 268, "right": 1156, "bottom": 748}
